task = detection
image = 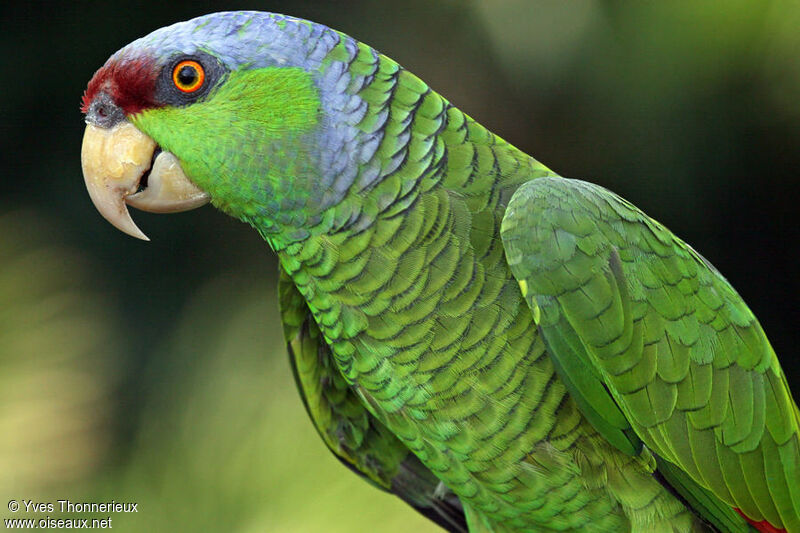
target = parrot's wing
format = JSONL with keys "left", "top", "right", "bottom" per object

{"left": 278, "top": 268, "right": 466, "bottom": 532}
{"left": 501, "top": 177, "right": 800, "bottom": 532}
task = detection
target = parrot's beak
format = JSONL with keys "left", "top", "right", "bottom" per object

{"left": 81, "top": 122, "right": 210, "bottom": 240}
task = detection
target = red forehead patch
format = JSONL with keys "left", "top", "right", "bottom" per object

{"left": 81, "top": 56, "right": 161, "bottom": 116}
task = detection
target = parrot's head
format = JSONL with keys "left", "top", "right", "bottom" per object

{"left": 81, "top": 11, "right": 377, "bottom": 243}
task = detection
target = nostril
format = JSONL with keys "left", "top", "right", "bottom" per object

{"left": 89, "top": 94, "right": 123, "bottom": 126}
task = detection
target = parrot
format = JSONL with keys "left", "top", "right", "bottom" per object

{"left": 79, "top": 11, "right": 800, "bottom": 533}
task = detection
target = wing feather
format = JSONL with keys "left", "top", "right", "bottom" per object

{"left": 501, "top": 177, "right": 800, "bottom": 531}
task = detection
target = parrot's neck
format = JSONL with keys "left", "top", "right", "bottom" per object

{"left": 268, "top": 95, "right": 556, "bottom": 369}
{"left": 256, "top": 67, "right": 556, "bottom": 253}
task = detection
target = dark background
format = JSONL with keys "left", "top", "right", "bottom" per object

{"left": 2, "top": 2, "right": 798, "bottom": 531}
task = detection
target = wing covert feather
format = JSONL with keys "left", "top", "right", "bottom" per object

{"left": 501, "top": 177, "right": 800, "bottom": 532}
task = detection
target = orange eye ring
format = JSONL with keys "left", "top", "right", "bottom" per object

{"left": 172, "top": 60, "right": 205, "bottom": 93}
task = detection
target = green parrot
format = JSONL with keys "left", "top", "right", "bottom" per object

{"left": 79, "top": 11, "right": 799, "bottom": 533}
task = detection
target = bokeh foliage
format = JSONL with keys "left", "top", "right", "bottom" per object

{"left": 1, "top": 1, "right": 798, "bottom": 531}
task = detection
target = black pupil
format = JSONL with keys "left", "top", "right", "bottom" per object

{"left": 178, "top": 65, "right": 198, "bottom": 86}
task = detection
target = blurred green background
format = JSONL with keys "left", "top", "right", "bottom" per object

{"left": 2, "top": 1, "right": 799, "bottom": 531}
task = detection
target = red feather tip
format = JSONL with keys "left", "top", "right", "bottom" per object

{"left": 734, "top": 508, "right": 787, "bottom": 533}
{"left": 81, "top": 56, "right": 160, "bottom": 115}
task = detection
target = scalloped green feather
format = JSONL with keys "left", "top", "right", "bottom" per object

{"left": 278, "top": 268, "right": 467, "bottom": 532}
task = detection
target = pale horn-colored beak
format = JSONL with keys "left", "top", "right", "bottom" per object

{"left": 81, "top": 122, "right": 210, "bottom": 240}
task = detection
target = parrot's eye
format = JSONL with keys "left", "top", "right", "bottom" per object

{"left": 172, "top": 60, "right": 205, "bottom": 93}
{"left": 156, "top": 53, "right": 224, "bottom": 106}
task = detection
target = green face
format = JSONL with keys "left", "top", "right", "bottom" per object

{"left": 132, "top": 67, "right": 322, "bottom": 227}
